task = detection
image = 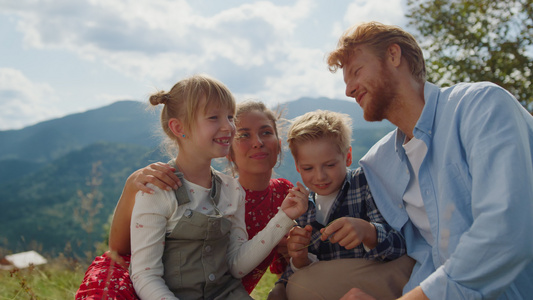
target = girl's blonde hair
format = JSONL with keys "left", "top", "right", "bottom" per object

{"left": 287, "top": 110, "right": 352, "bottom": 160}
{"left": 150, "top": 74, "right": 235, "bottom": 146}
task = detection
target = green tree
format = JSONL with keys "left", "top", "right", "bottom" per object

{"left": 406, "top": 0, "right": 533, "bottom": 112}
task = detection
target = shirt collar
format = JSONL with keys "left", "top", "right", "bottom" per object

{"left": 414, "top": 82, "right": 440, "bottom": 139}
{"left": 394, "top": 82, "right": 440, "bottom": 157}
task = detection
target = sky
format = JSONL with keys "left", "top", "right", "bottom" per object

{"left": 0, "top": 0, "right": 408, "bottom": 131}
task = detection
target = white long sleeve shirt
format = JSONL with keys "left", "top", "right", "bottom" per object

{"left": 130, "top": 171, "right": 295, "bottom": 300}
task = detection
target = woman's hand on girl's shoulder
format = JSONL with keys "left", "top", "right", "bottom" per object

{"left": 128, "top": 162, "right": 182, "bottom": 194}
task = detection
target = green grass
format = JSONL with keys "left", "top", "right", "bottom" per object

{"left": 250, "top": 270, "right": 278, "bottom": 299}
{"left": 0, "top": 258, "right": 85, "bottom": 300}
{"left": 0, "top": 257, "right": 277, "bottom": 300}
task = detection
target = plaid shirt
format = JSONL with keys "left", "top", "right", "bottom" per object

{"left": 280, "top": 167, "right": 406, "bottom": 283}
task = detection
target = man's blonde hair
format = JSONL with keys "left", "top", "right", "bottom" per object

{"left": 327, "top": 21, "right": 426, "bottom": 83}
{"left": 287, "top": 110, "right": 352, "bottom": 160}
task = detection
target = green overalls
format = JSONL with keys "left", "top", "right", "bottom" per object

{"left": 162, "top": 169, "right": 252, "bottom": 300}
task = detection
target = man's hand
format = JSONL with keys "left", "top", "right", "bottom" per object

{"left": 340, "top": 286, "right": 429, "bottom": 300}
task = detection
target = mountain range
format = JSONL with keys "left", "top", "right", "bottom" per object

{"left": 0, "top": 97, "right": 394, "bottom": 257}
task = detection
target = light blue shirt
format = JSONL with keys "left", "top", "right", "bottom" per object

{"left": 360, "top": 82, "right": 533, "bottom": 299}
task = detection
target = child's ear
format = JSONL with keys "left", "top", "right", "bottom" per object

{"left": 294, "top": 160, "right": 300, "bottom": 173}
{"left": 345, "top": 147, "right": 353, "bottom": 167}
{"left": 168, "top": 118, "right": 185, "bottom": 138}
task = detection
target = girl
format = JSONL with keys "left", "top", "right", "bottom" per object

{"left": 129, "top": 75, "right": 307, "bottom": 299}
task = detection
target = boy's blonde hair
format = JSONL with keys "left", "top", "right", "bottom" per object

{"left": 287, "top": 110, "right": 352, "bottom": 160}
{"left": 149, "top": 74, "right": 235, "bottom": 145}
{"left": 327, "top": 21, "right": 426, "bottom": 83}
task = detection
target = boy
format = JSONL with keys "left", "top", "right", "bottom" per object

{"left": 268, "top": 110, "right": 414, "bottom": 300}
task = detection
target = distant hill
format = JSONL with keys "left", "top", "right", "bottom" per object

{"left": 0, "top": 98, "right": 390, "bottom": 163}
{"left": 282, "top": 97, "right": 389, "bottom": 129}
{"left": 0, "top": 97, "right": 395, "bottom": 257}
{"left": 0, "top": 101, "right": 161, "bottom": 164}
{"left": 0, "top": 98, "right": 393, "bottom": 185}
{"left": 0, "top": 142, "right": 166, "bottom": 257}
{"left": 0, "top": 100, "right": 163, "bottom": 184}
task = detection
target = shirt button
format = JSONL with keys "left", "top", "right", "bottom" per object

{"left": 184, "top": 209, "right": 192, "bottom": 218}
{"left": 398, "top": 204, "right": 403, "bottom": 209}
{"left": 205, "top": 245, "right": 211, "bottom": 253}
{"left": 209, "top": 273, "right": 216, "bottom": 281}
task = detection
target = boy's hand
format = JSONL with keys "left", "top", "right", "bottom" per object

{"left": 129, "top": 162, "right": 181, "bottom": 194}
{"left": 287, "top": 224, "right": 313, "bottom": 268}
{"left": 320, "top": 217, "right": 377, "bottom": 250}
{"left": 276, "top": 234, "right": 290, "bottom": 263}
{"left": 280, "top": 182, "right": 309, "bottom": 220}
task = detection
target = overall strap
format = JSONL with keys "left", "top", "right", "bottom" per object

{"left": 168, "top": 160, "right": 223, "bottom": 208}
{"left": 168, "top": 160, "right": 190, "bottom": 206}
{"left": 210, "top": 167, "right": 222, "bottom": 206}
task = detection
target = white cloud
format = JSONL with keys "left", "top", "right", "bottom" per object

{"left": 0, "top": 68, "right": 62, "bottom": 130}
{"left": 328, "top": 0, "right": 406, "bottom": 44}
{"left": 7, "top": 0, "right": 315, "bottom": 84}
{"left": 205, "top": 0, "right": 313, "bottom": 32}
{"left": 0, "top": 0, "right": 408, "bottom": 130}
{"left": 343, "top": 0, "right": 406, "bottom": 27}
{"left": 260, "top": 47, "right": 346, "bottom": 103}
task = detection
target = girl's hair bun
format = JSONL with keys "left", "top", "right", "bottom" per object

{"left": 149, "top": 91, "right": 170, "bottom": 106}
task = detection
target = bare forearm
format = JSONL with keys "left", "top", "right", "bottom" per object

{"left": 108, "top": 163, "right": 179, "bottom": 254}
{"left": 108, "top": 177, "right": 138, "bottom": 254}
{"left": 292, "top": 256, "right": 311, "bottom": 269}
{"left": 398, "top": 287, "right": 429, "bottom": 300}
{"left": 362, "top": 222, "right": 377, "bottom": 249}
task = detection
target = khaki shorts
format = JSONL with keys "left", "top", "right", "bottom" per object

{"left": 285, "top": 255, "right": 415, "bottom": 300}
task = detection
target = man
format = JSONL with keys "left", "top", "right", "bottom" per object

{"left": 326, "top": 21, "right": 533, "bottom": 299}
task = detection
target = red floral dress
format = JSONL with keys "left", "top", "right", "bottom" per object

{"left": 241, "top": 178, "right": 292, "bottom": 293}
{"left": 75, "top": 178, "right": 292, "bottom": 298}
{"left": 75, "top": 251, "right": 139, "bottom": 300}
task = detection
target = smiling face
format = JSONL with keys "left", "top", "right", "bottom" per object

{"left": 188, "top": 96, "right": 236, "bottom": 160}
{"left": 343, "top": 45, "right": 398, "bottom": 122}
{"left": 231, "top": 109, "right": 280, "bottom": 177}
{"left": 294, "top": 137, "right": 351, "bottom": 196}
